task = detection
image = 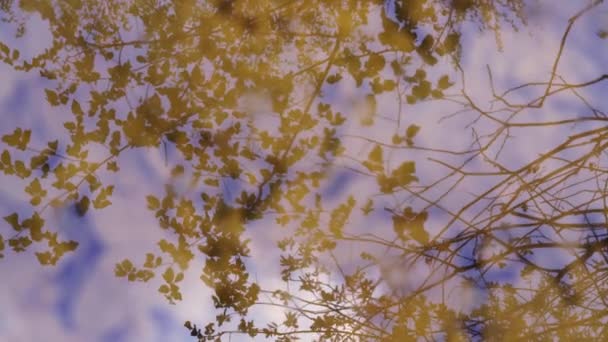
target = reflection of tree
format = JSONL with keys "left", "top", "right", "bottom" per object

{"left": 2, "top": 0, "right": 608, "bottom": 340}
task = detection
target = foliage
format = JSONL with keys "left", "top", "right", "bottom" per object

{"left": 2, "top": 0, "right": 608, "bottom": 341}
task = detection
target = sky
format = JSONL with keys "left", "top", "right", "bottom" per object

{"left": 0, "top": 0, "right": 607, "bottom": 341}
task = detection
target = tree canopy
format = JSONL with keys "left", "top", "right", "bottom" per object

{"left": 2, "top": 0, "right": 608, "bottom": 340}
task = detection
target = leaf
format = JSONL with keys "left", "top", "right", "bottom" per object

{"left": 1, "top": 150, "right": 11, "bottom": 165}
{"left": 41, "top": 137, "right": 54, "bottom": 148}
{"left": 326, "top": 74, "right": 342, "bottom": 84}
{"left": 437, "top": 75, "right": 453, "bottom": 90}
{"left": 204, "top": 178, "right": 219, "bottom": 187}
{"left": 443, "top": 32, "right": 460, "bottom": 53}
{"left": 40, "top": 69, "right": 57, "bottom": 80}
{"left": 0, "top": 41, "right": 8, "bottom": 56}
{"left": 22, "top": 212, "right": 44, "bottom": 241}
{"left": 25, "top": 178, "right": 47, "bottom": 206}
{"left": 190, "top": 64, "right": 203, "bottom": 84}
{"left": 36, "top": 251, "right": 53, "bottom": 265}
{"left": 3, "top": 213, "right": 20, "bottom": 231}
{"left": 14, "top": 161, "right": 31, "bottom": 179}
{"left": 2, "top": 128, "right": 31, "bottom": 150}
{"left": 30, "top": 154, "right": 48, "bottom": 170}
{"left": 392, "top": 208, "right": 429, "bottom": 244}
{"left": 392, "top": 161, "right": 417, "bottom": 186}
{"left": 9, "top": 236, "right": 32, "bottom": 252}
{"left": 362, "top": 145, "right": 383, "bottom": 173}
{"left": 75, "top": 196, "right": 90, "bottom": 216}
{"left": 93, "top": 185, "right": 114, "bottom": 209}
{"left": 45, "top": 89, "right": 59, "bottom": 106}
{"left": 63, "top": 122, "right": 76, "bottom": 131}
{"left": 412, "top": 81, "right": 431, "bottom": 99}
{"left": 171, "top": 164, "right": 185, "bottom": 177}
{"left": 71, "top": 100, "right": 84, "bottom": 116}
{"left": 383, "top": 79, "right": 396, "bottom": 91}
{"left": 25, "top": 178, "right": 46, "bottom": 197}
{"left": 431, "top": 89, "right": 444, "bottom": 99}
{"left": 146, "top": 195, "right": 160, "bottom": 210}
{"left": 54, "top": 240, "right": 79, "bottom": 255}
{"left": 406, "top": 124, "right": 420, "bottom": 139}
{"left": 366, "top": 53, "right": 385, "bottom": 74}
{"left": 361, "top": 199, "right": 374, "bottom": 215}
{"left": 115, "top": 259, "right": 134, "bottom": 277}
{"left": 115, "top": 262, "right": 128, "bottom": 277}
{"left": 107, "top": 161, "right": 119, "bottom": 172}
{"left": 144, "top": 253, "right": 155, "bottom": 268}
{"left": 163, "top": 267, "right": 175, "bottom": 283}
{"left": 419, "top": 34, "right": 434, "bottom": 52}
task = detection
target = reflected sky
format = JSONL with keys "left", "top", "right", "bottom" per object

{"left": 0, "top": 0, "right": 607, "bottom": 341}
